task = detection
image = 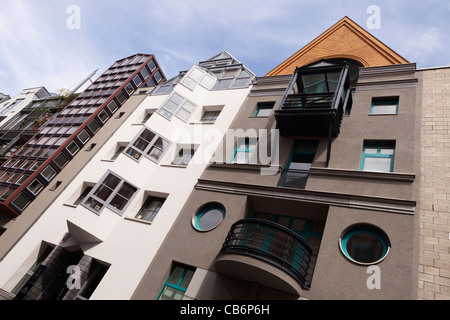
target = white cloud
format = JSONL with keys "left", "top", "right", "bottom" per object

{"left": 0, "top": 0, "right": 448, "bottom": 96}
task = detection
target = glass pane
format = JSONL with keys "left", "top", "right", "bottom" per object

{"left": 372, "top": 104, "right": 397, "bottom": 114}
{"left": 363, "top": 157, "right": 392, "bottom": 172}
{"left": 94, "top": 185, "right": 114, "bottom": 201}
{"left": 198, "top": 208, "right": 224, "bottom": 230}
{"left": 189, "top": 68, "right": 204, "bottom": 82}
{"left": 180, "top": 269, "right": 194, "bottom": 289}
{"left": 364, "top": 148, "right": 378, "bottom": 154}
{"left": 380, "top": 148, "right": 394, "bottom": 155}
{"left": 102, "top": 174, "right": 121, "bottom": 189}
{"left": 168, "top": 267, "right": 184, "bottom": 285}
{"left": 346, "top": 233, "right": 384, "bottom": 263}
{"left": 109, "top": 194, "right": 128, "bottom": 211}
{"left": 117, "top": 183, "right": 137, "bottom": 199}
{"left": 256, "top": 107, "right": 272, "bottom": 117}
{"left": 84, "top": 197, "right": 103, "bottom": 212}
{"left": 302, "top": 74, "right": 326, "bottom": 93}
{"left": 133, "top": 137, "right": 150, "bottom": 151}
{"left": 176, "top": 108, "right": 190, "bottom": 122}
{"left": 126, "top": 147, "right": 142, "bottom": 160}
{"left": 199, "top": 75, "right": 216, "bottom": 89}
{"left": 148, "top": 147, "right": 162, "bottom": 161}
{"left": 159, "top": 286, "right": 184, "bottom": 300}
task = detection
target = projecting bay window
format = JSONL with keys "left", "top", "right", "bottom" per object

{"left": 181, "top": 66, "right": 216, "bottom": 91}
{"left": 82, "top": 171, "right": 138, "bottom": 215}
{"left": 124, "top": 127, "right": 170, "bottom": 163}
{"left": 157, "top": 92, "right": 197, "bottom": 122}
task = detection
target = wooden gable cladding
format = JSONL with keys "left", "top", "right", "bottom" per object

{"left": 266, "top": 16, "right": 409, "bottom": 76}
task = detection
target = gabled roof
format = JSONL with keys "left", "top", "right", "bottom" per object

{"left": 266, "top": 16, "right": 409, "bottom": 76}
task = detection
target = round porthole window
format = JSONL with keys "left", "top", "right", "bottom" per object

{"left": 193, "top": 202, "right": 225, "bottom": 232}
{"left": 339, "top": 224, "right": 390, "bottom": 265}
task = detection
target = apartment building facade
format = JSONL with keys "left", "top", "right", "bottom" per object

{"left": 0, "top": 54, "right": 166, "bottom": 265}
{"left": 0, "top": 51, "right": 256, "bottom": 300}
{"left": 132, "top": 17, "right": 423, "bottom": 300}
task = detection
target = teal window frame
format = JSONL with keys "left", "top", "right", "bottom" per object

{"left": 370, "top": 97, "right": 399, "bottom": 115}
{"left": 340, "top": 224, "right": 390, "bottom": 265}
{"left": 230, "top": 137, "right": 257, "bottom": 163}
{"left": 360, "top": 142, "right": 395, "bottom": 172}
{"left": 253, "top": 102, "right": 275, "bottom": 117}
{"left": 158, "top": 264, "right": 196, "bottom": 300}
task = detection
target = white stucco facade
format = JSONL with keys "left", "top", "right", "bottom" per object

{"left": 0, "top": 54, "right": 255, "bottom": 300}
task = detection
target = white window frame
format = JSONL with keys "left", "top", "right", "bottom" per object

{"left": 123, "top": 127, "right": 171, "bottom": 163}
{"left": 157, "top": 92, "right": 197, "bottom": 122}
{"left": 81, "top": 171, "right": 139, "bottom": 216}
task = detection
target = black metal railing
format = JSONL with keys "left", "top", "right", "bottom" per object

{"left": 277, "top": 169, "right": 310, "bottom": 189}
{"left": 219, "top": 218, "right": 313, "bottom": 289}
{"left": 281, "top": 92, "right": 335, "bottom": 110}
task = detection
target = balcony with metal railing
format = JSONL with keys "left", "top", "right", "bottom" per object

{"left": 215, "top": 218, "right": 315, "bottom": 294}
{"left": 274, "top": 60, "right": 352, "bottom": 166}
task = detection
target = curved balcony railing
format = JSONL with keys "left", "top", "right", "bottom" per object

{"left": 219, "top": 218, "right": 313, "bottom": 289}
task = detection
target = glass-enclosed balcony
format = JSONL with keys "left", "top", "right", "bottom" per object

{"left": 216, "top": 218, "right": 314, "bottom": 290}
{"left": 275, "top": 60, "right": 352, "bottom": 138}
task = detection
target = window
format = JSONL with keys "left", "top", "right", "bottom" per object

{"left": 201, "top": 110, "right": 221, "bottom": 123}
{"left": 158, "top": 264, "right": 196, "bottom": 300}
{"left": 192, "top": 202, "right": 226, "bottom": 232}
{"left": 172, "top": 145, "right": 198, "bottom": 166}
{"left": 340, "top": 224, "right": 390, "bottom": 265}
{"left": 30, "top": 161, "right": 44, "bottom": 171}
{"left": 27, "top": 179, "right": 44, "bottom": 196}
{"left": 134, "top": 196, "right": 165, "bottom": 222}
{"left": 360, "top": 141, "right": 395, "bottom": 173}
{"left": 97, "top": 109, "right": 109, "bottom": 123}
{"left": 82, "top": 171, "right": 138, "bottom": 215}
{"left": 157, "top": 92, "right": 197, "bottom": 122}
{"left": 53, "top": 152, "right": 69, "bottom": 169}
{"left": 133, "top": 75, "right": 143, "bottom": 87}
{"left": 110, "top": 143, "right": 126, "bottom": 161}
{"left": 74, "top": 184, "right": 94, "bottom": 206}
{"left": 139, "top": 109, "right": 155, "bottom": 124}
{"left": 124, "top": 127, "right": 170, "bottom": 163}
{"left": 278, "top": 140, "right": 318, "bottom": 189}
{"left": 11, "top": 193, "right": 31, "bottom": 211}
{"left": 6, "top": 173, "right": 21, "bottom": 184}
{"left": 116, "top": 90, "right": 128, "bottom": 105}
{"left": 77, "top": 129, "right": 90, "bottom": 144}
{"left": 107, "top": 100, "right": 119, "bottom": 114}
{"left": 66, "top": 141, "right": 80, "bottom": 156}
{"left": 181, "top": 67, "right": 216, "bottom": 91}
{"left": 75, "top": 260, "right": 109, "bottom": 300}
{"left": 87, "top": 119, "right": 101, "bottom": 134}
{"left": 41, "top": 165, "right": 57, "bottom": 182}
{"left": 254, "top": 102, "right": 275, "bottom": 117}
{"left": 230, "top": 137, "right": 258, "bottom": 164}
{"left": 370, "top": 97, "right": 399, "bottom": 115}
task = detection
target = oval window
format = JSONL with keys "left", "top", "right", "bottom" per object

{"left": 193, "top": 202, "right": 225, "bottom": 232}
{"left": 339, "top": 224, "right": 390, "bottom": 265}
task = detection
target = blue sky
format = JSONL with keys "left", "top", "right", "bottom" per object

{"left": 0, "top": 0, "right": 449, "bottom": 96}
